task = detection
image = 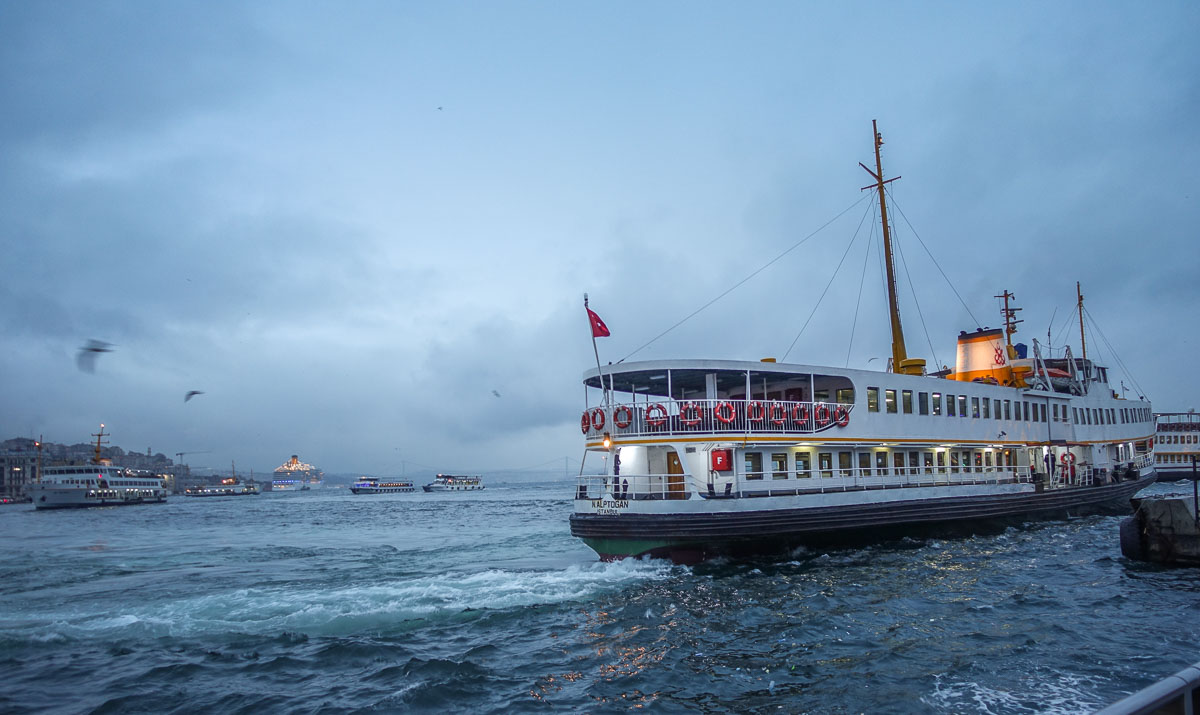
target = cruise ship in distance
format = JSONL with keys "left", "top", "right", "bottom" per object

{"left": 570, "top": 122, "right": 1156, "bottom": 563}
{"left": 1152, "top": 412, "right": 1199, "bottom": 481}
{"left": 272, "top": 454, "right": 323, "bottom": 491}
{"left": 29, "top": 426, "right": 169, "bottom": 509}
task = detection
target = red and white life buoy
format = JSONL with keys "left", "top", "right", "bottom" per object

{"left": 834, "top": 405, "right": 850, "bottom": 427}
{"left": 613, "top": 405, "right": 633, "bottom": 429}
{"left": 681, "top": 402, "right": 703, "bottom": 427}
{"left": 645, "top": 403, "right": 668, "bottom": 427}
{"left": 1060, "top": 452, "right": 1076, "bottom": 466}
{"left": 590, "top": 407, "right": 606, "bottom": 431}
{"left": 792, "top": 404, "right": 811, "bottom": 427}
{"left": 814, "top": 403, "right": 831, "bottom": 428}
{"left": 580, "top": 412, "right": 590, "bottom": 434}
{"left": 713, "top": 401, "right": 736, "bottom": 425}
{"left": 746, "top": 401, "right": 765, "bottom": 423}
{"left": 769, "top": 402, "right": 788, "bottom": 426}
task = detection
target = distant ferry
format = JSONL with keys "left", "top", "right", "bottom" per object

{"left": 272, "top": 454, "right": 323, "bottom": 491}
{"left": 184, "top": 477, "right": 260, "bottom": 497}
{"left": 29, "top": 426, "right": 168, "bottom": 509}
{"left": 350, "top": 477, "right": 416, "bottom": 494}
{"left": 1152, "top": 412, "right": 1199, "bottom": 481}
{"left": 423, "top": 474, "right": 484, "bottom": 492}
{"left": 570, "top": 123, "right": 1156, "bottom": 562}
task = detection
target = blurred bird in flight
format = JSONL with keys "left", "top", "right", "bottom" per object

{"left": 76, "top": 340, "right": 113, "bottom": 373}
{"left": 185, "top": 391, "right": 205, "bottom": 402}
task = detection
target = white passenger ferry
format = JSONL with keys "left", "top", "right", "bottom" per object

{"left": 1152, "top": 412, "right": 1199, "bottom": 481}
{"left": 350, "top": 477, "right": 416, "bottom": 494}
{"left": 570, "top": 124, "right": 1156, "bottom": 562}
{"left": 422, "top": 474, "right": 484, "bottom": 492}
{"left": 29, "top": 426, "right": 168, "bottom": 509}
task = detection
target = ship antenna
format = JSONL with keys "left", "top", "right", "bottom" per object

{"left": 995, "top": 290, "right": 1023, "bottom": 351}
{"left": 860, "top": 120, "right": 924, "bottom": 375}
{"left": 1076, "top": 281, "right": 1087, "bottom": 362}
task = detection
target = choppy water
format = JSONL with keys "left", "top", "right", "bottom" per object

{"left": 0, "top": 481, "right": 1196, "bottom": 714}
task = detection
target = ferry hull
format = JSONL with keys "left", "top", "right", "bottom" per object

{"left": 571, "top": 473, "right": 1156, "bottom": 561}
{"left": 30, "top": 486, "right": 168, "bottom": 510}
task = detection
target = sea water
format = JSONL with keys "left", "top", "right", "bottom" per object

{"left": 0, "top": 481, "right": 1196, "bottom": 713}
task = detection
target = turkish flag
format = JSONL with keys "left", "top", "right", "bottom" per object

{"left": 587, "top": 308, "right": 610, "bottom": 338}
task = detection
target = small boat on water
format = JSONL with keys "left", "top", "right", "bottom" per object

{"left": 422, "top": 474, "right": 484, "bottom": 492}
{"left": 570, "top": 123, "right": 1157, "bottom": 563}
{"left": 1152, "top": 412, "right": 1200, "bottom": 481}
{"left": 28, "top": 425, "right": 169, "bottom": 509}
{"left": 350, "top": 477, "right": 416, "bottom": 494}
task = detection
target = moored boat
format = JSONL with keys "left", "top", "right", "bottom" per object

{"left": 29, "top": 426, "right": 169, "bottom": 509}
{"left": 570, "top": 123, "right": 1156, "bottom": 562}
{"left": 1152, "top": 412, "right": 1200, "bottom": 481}
{"left": 350, "top": 477, "right": 416, "bottom": 494}
{"left": 422, "top": 474, "right": 484, "bottom": 492}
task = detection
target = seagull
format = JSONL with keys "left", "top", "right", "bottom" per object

{"left": 76, "top": 339, "right": 114, "bottom": 373}
{"left": 491, "top": 390, "right": 501, "bottom": 398}
{"left": 185, "top": 391, "right": 205, "bottom": 402}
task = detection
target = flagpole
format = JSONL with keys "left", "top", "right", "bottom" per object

{"left": 585, "top": 293, "right": 608, "bottom": 407}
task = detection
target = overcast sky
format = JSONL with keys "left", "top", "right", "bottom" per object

{"left": 2, "top": 2, "right": 1197, "bottom": 478}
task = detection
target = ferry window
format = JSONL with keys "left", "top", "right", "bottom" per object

{"left": 838, "top": 452, "right": 852, "bottom": 475}
{"left": 875, "top": 451, "right": 888, "bottom": 476}
{"left": 950, "top": 451, "right": 960, "bottom": 473}
{"left": 902, "top": 390, "right": 913, "bottom": 414}
{"left": 744, "top": 453, "right": 763, "bottom": 480}
{"left": 994, "top": 400, "right": 1001, "bottom": 419}
{"left": 1052, "top": 404, "right": 1059, "bottom": 421}
{"left": 1003, "top": 400, "right": 1010, "bottom": 420}
{"left": 971, "top": 397, "right": 980, "bottom": 418}
{"left": 947, "top": 394, "right": 957, "bottom": 417}
{"left": 1022, "top": 401, "right": 1029, "bottom": 421}
{"left": 909, "top": 451, "right": 920, "bottom": 474}
{"left": 885, "top": 389, "right": 897, "bottom": 414}
{"left": 858, "top": 452, "right": 871, "bottom": 475}
{"left": 868, "top": 387, "right": 880, "bottom": 412}
{"left": 932, "top": 392, "right": 942, "bottom": 415}
{"left": 1092, "top": 409, "right": 1099, "bottom": 424}
{"left": 958, "top": 395, "right": 967, "bottom": 417}
{"left": 819, "top": 452, "right": 833, "bottom": 478}
{"left": 974, "top": 452, "right": 983, "bottom": 469}
{"left": 794, "top": 451, "right": 812, "bottom": 477}
{"left": 923, "top": 452, "right": 934, "bottom": 473}
{"left": 985, "top": 451, "right": 993, "bottom": 467}
{"left": 919, "top": 392, "right": 929, "bottom": 415}
{"left": 982, "top": 398, "right": 990, "bottom": 419}
{"left": 771, "top": 453, "right": 788, "bottom": 480}
{"left": 836, "top": 388, "right": 855, "bottom": 405}
{"left": 936, "top": 451, "right": 946, "bottom": 472}
{"left": 815, "top": 389, "right": 830, "bottom": 402}
{"left": 893, "top": 451, "right": 904, "bottom": 475}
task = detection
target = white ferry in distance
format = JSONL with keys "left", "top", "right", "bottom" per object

{"left": 350, "top": 477, "right": 416, "bottom": 494}
{"left": 272, "top": 454, "right": 322, "bottom": 491}
{"left": 570, "top": 122, "right": 1157, "bottom": 563}
{"left": 29, "top": 426, "right": 168, "bottom": 509}
{"left": 1152, "top": 412, "right": 1200, "bottom": 481}
{"left": 422, "top": 474, "right": 484, "bottom": 492}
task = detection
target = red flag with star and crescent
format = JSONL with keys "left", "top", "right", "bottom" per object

{"left": 587, "top": 308, "right": 610, "bottom": 338}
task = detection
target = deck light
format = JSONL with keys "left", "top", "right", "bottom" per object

{"left": 602, "top": 433, "right": 612, "bottom": 450}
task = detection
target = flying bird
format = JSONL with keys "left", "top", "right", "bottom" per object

{"left": 185, "top": 391, "right": 205, "bottom": 402}
{"left": 492, "top": 390, "right": 501, "bottom": 398}
{"left": 76, "top": 339, "right": 114, "bottom": 373}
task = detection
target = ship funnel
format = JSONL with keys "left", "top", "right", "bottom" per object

{"left": 951, "top": 328, "right": 1009, "bottom": 384}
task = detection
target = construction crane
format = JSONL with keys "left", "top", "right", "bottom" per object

{"left": 175, "top": 450, "right": 211, "bottom": 465}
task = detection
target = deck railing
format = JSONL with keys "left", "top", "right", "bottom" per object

{"left": 581, "top": 399, "right": 853, "bottom": 439}
{"left": 575, "top": 465, "right": 1036, "bottom": 501}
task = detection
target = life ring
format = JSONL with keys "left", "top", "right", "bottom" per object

{"left": 746, "top": 401, "right": 765, "bottom": 423}
{"left": 1060, "top": 453, "right": 1076, "bottom": 465}
{"left": 590, "top": 407, "right": 606, "bottom": 431}
{"left": 833, "top": 405, "right": 850, "bottom": 427}
{"left": 792, "top": 404, "right": 811, "bottom": 427}
{"left": 713, "top": 401, "right": 736, "bottom": 425}
{"left": 769, "top": 402, "right": 788, "bottom": 426}
{"left": 680, "top": 402, "right": 703, "bottom": 427}
{"left": 814, "top": 403, "right": 831, "bottom": 428}
{"left": 613, "top": 405, "right": 633, "bottom": 429}
{"left": 580, "top": 412, "right": 590, "bottom": 434}
{"left": 646, "top": 403, "right": 668, "bottom": 427}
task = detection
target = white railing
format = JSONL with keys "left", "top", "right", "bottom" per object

{"left": 580, "top": 399, "right": 853, "bottom": 439}
{"left": 574, "top": 465, "right": 1036, "bottom": 501}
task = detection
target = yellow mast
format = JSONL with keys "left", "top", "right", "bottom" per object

{"left": 91, "top": 424, "right": 108, "bottom": 464}
{"left": 860, "top": 120, "right": 925, "bottom": 375}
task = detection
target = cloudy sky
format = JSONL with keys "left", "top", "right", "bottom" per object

{"left": 2, "top": 2, "right": 1197, "bottom": 478}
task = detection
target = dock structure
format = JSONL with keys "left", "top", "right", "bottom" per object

{"left": 1096, "top": 660, "right": 1200, "bottom": 715}
{"left": 1120, "top": 482, "right": 1200, "bottom": 566}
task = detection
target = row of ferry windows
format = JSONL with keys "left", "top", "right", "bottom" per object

{"left": 743, "top": 449, "right": 1015, "bottom": 479}
{"left": 59, "top": 478, "right": 160, "bottom": 487}
{"left": 865, "top": 387, "right": 1149, "bottom": 427}
{"left": 1162, "top": 435, "right": 1198, "bottom": 444}
{"left": 1156, "top": 454, "right": 1198, "bottom": 464}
